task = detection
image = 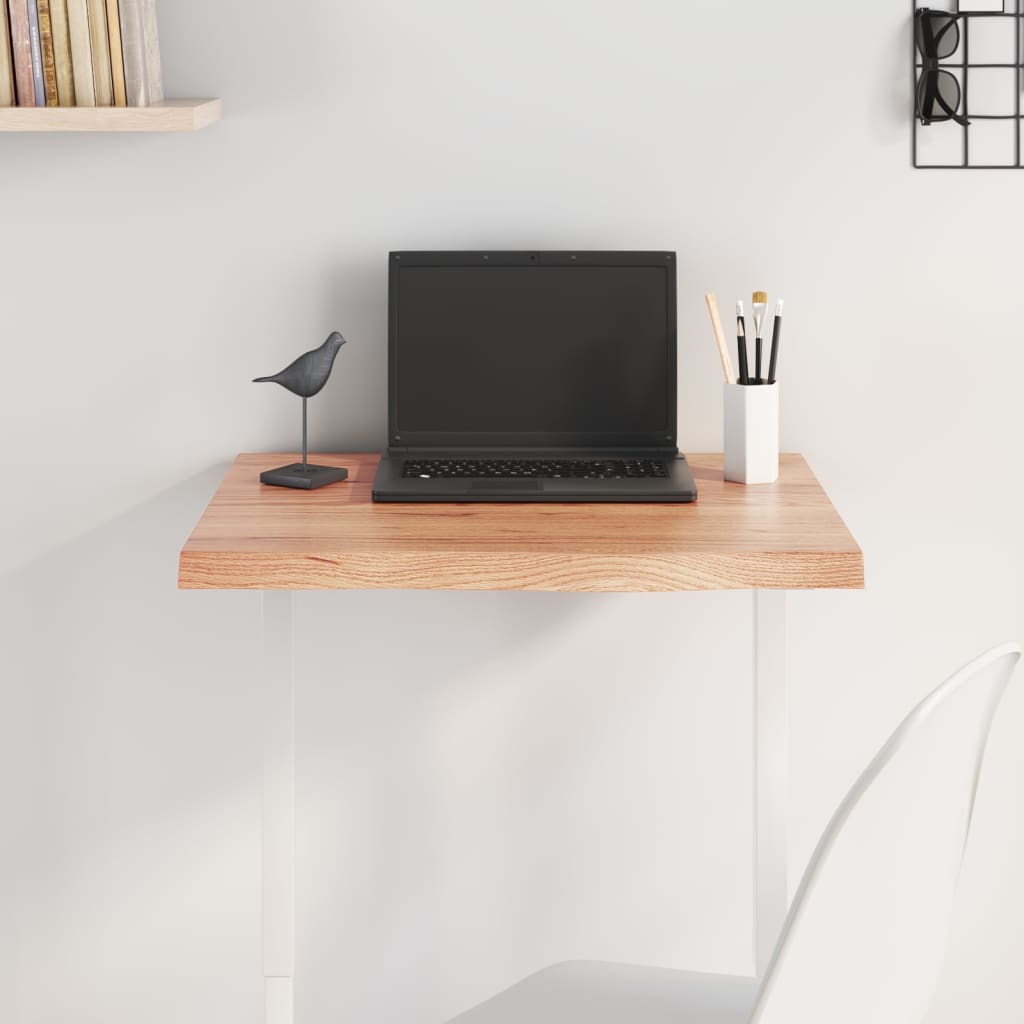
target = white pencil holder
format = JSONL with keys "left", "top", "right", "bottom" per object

{"left": 724, "top": 383, "right": 779, "bottom": 484}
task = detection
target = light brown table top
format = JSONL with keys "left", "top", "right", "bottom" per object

{"left": 178, "top": 453, "right": 864, "bottom": 592}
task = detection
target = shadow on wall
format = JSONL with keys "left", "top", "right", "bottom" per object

{"left": 294, "top": 585, "right": 756, "bottom": 1022}
{"left": 0, "top": 454, "right": 598, "bottom": 1022}
{"left": 0, "top": 466, "right": 263, "bottom": 1023}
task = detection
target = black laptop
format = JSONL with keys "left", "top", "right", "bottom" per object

{"left": 372, "top": 251, "right": 697, "bottom": 503}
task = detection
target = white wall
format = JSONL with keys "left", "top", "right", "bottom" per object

{"left": 2, "top": 1, "right": 1024, "bottom": 1021}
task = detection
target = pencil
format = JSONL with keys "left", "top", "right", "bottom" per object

{"left": 705, "top": 293, "right": 736, "bottom": 384}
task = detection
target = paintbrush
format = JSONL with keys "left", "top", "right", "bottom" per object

{"left": 752, "top": 291, "right": 768, "bottom": 384}
{"left": 767, "top": 300, "right": 784, "bottom": 385}
{"left": 736, "top": 301, "right": 750, "bottom": 385}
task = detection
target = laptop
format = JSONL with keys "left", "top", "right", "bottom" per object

{"left": 372, "top": 251, "right": 698, "bottom": 503}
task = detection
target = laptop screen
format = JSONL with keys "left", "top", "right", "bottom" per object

{"left": 389, "top": 252, "right": 676, "bottom": 449}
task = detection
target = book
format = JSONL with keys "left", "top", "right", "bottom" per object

{"left": 8, "top": 1, "right": 34, "bottom": 106}
{"left": 37, "top": 0, "right": 59, "bottom": 105}
{"left": 118, "top": 0, "right": 162, "bottom": 106}
{"left": 105, "top": 0, "right": 125, "bottom": 105}
{"left": 27, "top": 0, "right": 46, "bottom": 105}
{"left": 85, "top": 0, "right": 112, "bottom": 105}
{"left": 1, "top": 1, "right": 16, "bottom": 106}
{"left": 65, "top": 0, "right": 95, "bottom": 104}
{"left": 48, "top": 0, "right": 76, "bottom": 104}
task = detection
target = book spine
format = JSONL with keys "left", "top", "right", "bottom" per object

{"left": 140, "top": 0, "right": 161, "bottom": 103}
{"left": 48, "top": 0, "right": 75, "bottom": 104}
{"left": 8, "top": 1, "right": 34, "bottom": 106}
{"left": 117, "top": 0, "right": 144, "bottom": 105}
{"left": 119, "top": 0, "right": 160, "bottom": 105}
{"left": 65, "top": 0, "right": 94, "bottom": 104}
{"left": 26, "top": 0, "right": 46, "bottom": 105}
{"left": 104, "top": 0, "right": 125, "bottom": 105}
{"left": 1, "top": 1, "right": 16, "bottom": 106}
{"left": 85, "top": 0, "right": 111, "bottom": 105}
{"left": 37, "top": 0, "right": 58, "bottom": 105}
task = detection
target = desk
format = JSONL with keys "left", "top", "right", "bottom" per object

{"left": 179, "top": 452, "right": 863, "bottom": 1024}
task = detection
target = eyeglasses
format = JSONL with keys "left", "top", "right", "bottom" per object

{"left": 915, "top": 8, "right": 970, "bottom": 128}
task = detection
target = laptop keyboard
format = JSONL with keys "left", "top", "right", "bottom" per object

{"left": 402, "top": 458, "right": 670, "bottom": 480}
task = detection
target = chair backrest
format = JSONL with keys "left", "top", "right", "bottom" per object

{"left": 750, "top": 643, "right": 1021, "bottom": 1024}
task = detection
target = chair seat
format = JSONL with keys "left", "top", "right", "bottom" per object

{"left": 447, "top": 960, "right": 759, "bottom": 1024}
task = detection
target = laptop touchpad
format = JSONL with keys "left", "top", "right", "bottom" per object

{"left": 469, "top": 479, "right": 541, "bottom": 492}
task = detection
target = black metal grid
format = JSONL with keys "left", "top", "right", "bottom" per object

{"left": 913, "top": 1, "right": 1024, "bottom": 168}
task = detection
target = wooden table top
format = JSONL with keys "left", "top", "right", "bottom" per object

{"left": 178, "top": 453, "right": 863, "bottom": 592}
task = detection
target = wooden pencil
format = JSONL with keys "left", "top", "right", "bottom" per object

{"left": 705, "top": 293, "right": 737, "bottom": 385}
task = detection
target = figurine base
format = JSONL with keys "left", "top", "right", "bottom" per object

{"left": 259, "top": 463, "right": 349, "bottom": 490}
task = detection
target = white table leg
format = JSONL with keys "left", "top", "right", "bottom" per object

{"left": 753, "top": 589, "right": 787, "bottom": 978}
{"left": 262, "top": 591, "right": 295, "bottom": 1024}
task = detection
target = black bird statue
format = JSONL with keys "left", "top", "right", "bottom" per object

{"left": 253, "top": 331, "right": 346, "bottom": 398}
{"left": 253, "top": 332, "right": 350, "bottom": 490}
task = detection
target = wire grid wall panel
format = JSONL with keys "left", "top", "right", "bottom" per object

{"left": 913, "top": 0, "right": 1024, "bottom": 168}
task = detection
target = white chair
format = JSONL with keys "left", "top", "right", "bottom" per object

{"left": 449, "top": 643, "right": 1021, "bottom": 1024}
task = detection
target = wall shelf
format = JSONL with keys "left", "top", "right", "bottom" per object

{"left": 0, "top": 99, "right": 222, "bottom": 133}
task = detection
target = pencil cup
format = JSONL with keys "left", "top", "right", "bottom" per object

{"left": 724, "top": 383, "right": 779, "bottom": 484}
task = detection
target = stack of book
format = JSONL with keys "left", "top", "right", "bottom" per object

{"left": 1, "top": 0, "right": 163, "bottom": 109}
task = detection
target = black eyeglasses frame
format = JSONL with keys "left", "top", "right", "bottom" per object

{"left": 915, "top": 9, "right": 970, "bottom": 127}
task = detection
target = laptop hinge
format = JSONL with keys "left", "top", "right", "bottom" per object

{"left": 387, "top": 445, "right": 680, "bottom": 457}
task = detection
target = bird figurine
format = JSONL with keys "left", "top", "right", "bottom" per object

{"left": 253, "top": 331, "right": 347, "bottom": 398}
{"left": 252, "top": 331, "right": 350, "bottom": 490}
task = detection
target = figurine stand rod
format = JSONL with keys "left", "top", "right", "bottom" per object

{"left": 302, "top": 398, "right": 308, "bottom": 471}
